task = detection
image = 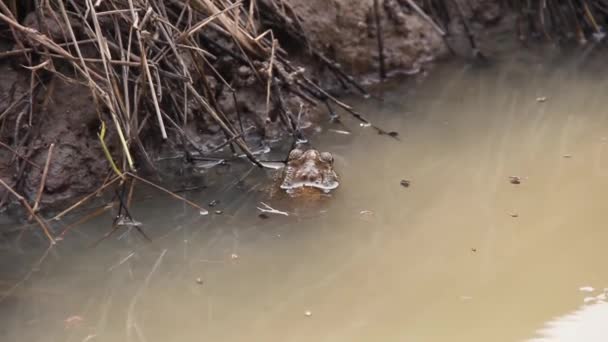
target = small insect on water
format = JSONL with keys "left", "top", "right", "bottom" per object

{"left": 509, "top": 176, "right": 521, "bottom": 184}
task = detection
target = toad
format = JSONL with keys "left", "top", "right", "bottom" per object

{"left": 279, "top": 148, "right": 339, "bottom": 195}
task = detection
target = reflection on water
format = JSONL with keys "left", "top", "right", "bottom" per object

{"left": 4, "top": 44, "right": 608, "bottom": 341}
{"left": 530, "top": 300, "right": 608, "bottom": 342}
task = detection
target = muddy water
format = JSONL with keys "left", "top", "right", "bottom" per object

{"left": 4, "top": 47, "right": 608, "bottom": 341}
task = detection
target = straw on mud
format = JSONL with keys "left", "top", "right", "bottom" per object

{"left": 0, "top": 1, "right": 31, "bottom": 65}
{"left": 0, "top": 141, "right": 42, "bottom": 169}
{"left": 312, "top": 51, "right": 370, "bottom": 97}
{"left": 185, "top": 83, "right": 263, "bottom": 167}
{"left": 0, "top": 178, "right": 55, "bottom": 244}
{"left": 30, "top": 143, "right": 54, "bottom": 220}
{"left": 180, "top": 0, "right": 244, "bottom": 40}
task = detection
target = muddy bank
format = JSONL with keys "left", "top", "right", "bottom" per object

{"left": 0, "top": 0, "right": 506, "bottom": 217}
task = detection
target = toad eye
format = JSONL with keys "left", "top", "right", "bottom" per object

{"left": 288, "top": 149, "right": 303, "bottom": 160}
{"left": 320, "top": 152, "right": 334, "bottom": 164}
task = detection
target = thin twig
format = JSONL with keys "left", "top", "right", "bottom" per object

{"left": 125, "top": 172, "right": 209, "bottom": 215}
{"left": 51, "top": 176, "right": 121, "bottom": 221}
{"left": 257, "top": 202, "right": 288, "bottom": 216}
{"left": 0, "top": 178, "right": 55, "bottom": 244}
{"left": 0, "top": 141, "right": 42, "bottom": 169}
{"left": 30, "top": 143, "right": 54, "bottom": 219}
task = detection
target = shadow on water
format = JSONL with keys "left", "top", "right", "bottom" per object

{"left": 4, "top": 45, "right": 608, "bottom": 341}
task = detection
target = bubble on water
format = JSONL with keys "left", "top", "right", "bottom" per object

{"left": 200, "top": 210, "right": 209, "bottom": 216}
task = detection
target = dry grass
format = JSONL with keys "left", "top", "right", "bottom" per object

{"left": 0, "top": 0, "right": 386, "bottom": 238}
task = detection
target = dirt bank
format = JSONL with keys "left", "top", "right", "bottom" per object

{"left": 286, "top": 0, "right": 446, "bottom": 77}
{"left": 0, "top": 0, "right": 505, "bottom": 217}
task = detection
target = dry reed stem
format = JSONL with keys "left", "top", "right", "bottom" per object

{"left": 125, "top": 172, "right": 208, "bottom": 215}
{"left": 30, "top": 143, "right": 54, "bottom": 219}
{"left": 265, "top": 37, "right": 277, "bottom": 122}
{"left": 51, "top": 176, "right": 121, "bottom": 221}
{"left": 58, "top": 203, "right": 113, "bottom": 238}
{"left": 0, "top": 141, "right": 42, "bottom": 169}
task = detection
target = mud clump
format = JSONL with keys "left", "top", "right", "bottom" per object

{"left": 286, "top": 0, "right": 447, "bottom": 78}
{"left": 0, "top": 58, "right": 116, "bottom": 211}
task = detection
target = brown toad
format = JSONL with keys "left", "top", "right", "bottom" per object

{"left": 279, "top": 148, "right": 339, "bottom": 194}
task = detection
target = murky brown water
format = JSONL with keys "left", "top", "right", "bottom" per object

{"left": 4, "top": 45, "right": 608, "bottom": 342}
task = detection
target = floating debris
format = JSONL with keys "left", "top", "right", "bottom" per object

{"left": 328, "top": 129, "right": 352, "bottom": 135}
{"left": 304, "top": 310, "right": 312, "bottom": 317}
{"left": 388, "top": 131, "right": 399, "bottom": 137}
{"left": 580, "top": 286, "right": 595, "bottom": 292}
{"left": 510, "top": 213, "right": 519, "bottom": 218}
{"left": 471, "top": 248, "right": 477, "bottom": 252}
{"left": 115, "top": 216, "right": 142, "bottom": 227}
{"left": 509, "top": 176, "right": 521, "bottom": 185}
{"left": 64, "top": 315, "right": 84, "bottom": 329}
{"left": 563, "top": 154, "right": 572, "bottom": 158}
{"left": 536, "top": 96, "right": 547, "bottom": 102}
{"left": 196, "top": 277, "right": 203, "bottom": 285}
{"left": 200, "top": 210, "right": 209, "bottom": 216}
{"left": 257, "top": 202, "right": 289, "bottom": 216}
{"left": 360, "top": 210, "right": 374, "bottom": 215}
{"left": 258, "top": 213, "right": 270, "bottom": 219}
{"left": 231, "top": 253, "right": 239, "bottom": 260}
{"left": 214, "top": 210, "right": 223, "bottom": 215}
{"left": 400, "top": 179, "right": 411, "bottom": 187}
{"left": 194, "top": 160, "right": 225, "bottom": 170}
{"left": 260, "top": 161, "right": 285, "bottom": 170}
{"left": 208, "top": 200, "right": 219, "bottom": 207}
{"left": 359, "top": 122, "right": 372, "bottom": 128}
{"left": 592, "top": 30, "right": 606, "bottom": 42}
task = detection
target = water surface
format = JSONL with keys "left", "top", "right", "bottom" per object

{"left": 3, "top": 46, "right": 608, "bottom": 341}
